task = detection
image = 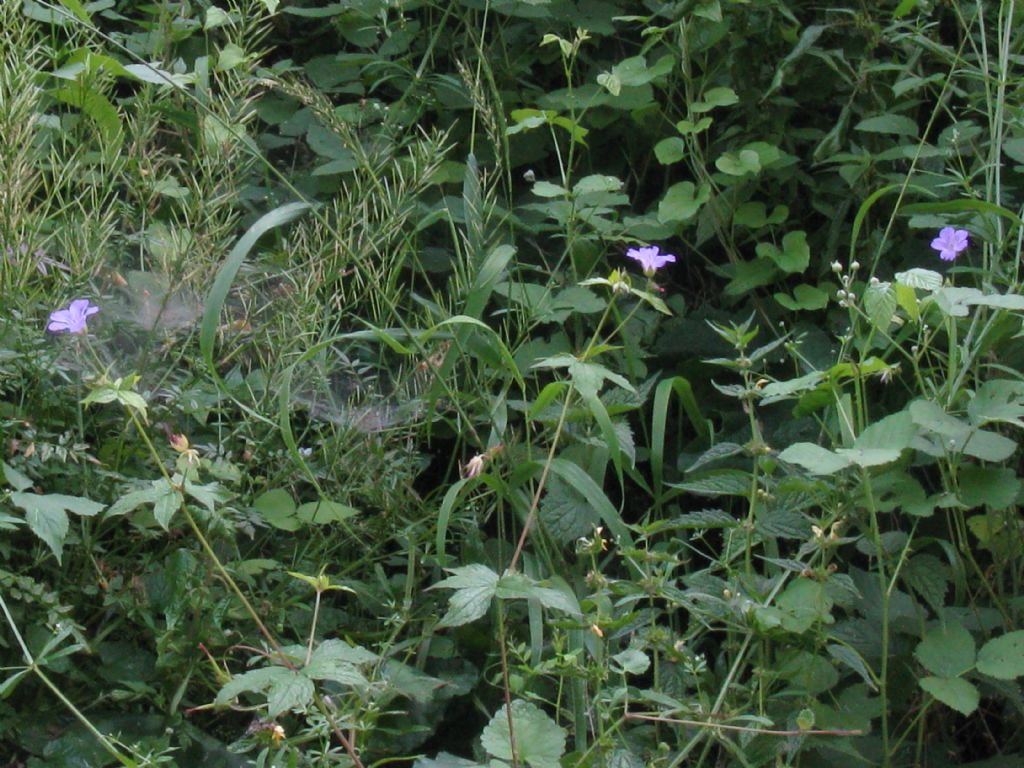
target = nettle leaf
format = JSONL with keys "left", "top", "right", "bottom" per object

{"left": 481, "top": 700, "right": 566, "bottom": 768}
{"left": 902, "top": 554, "right": 950, "bottom": 614}
{"left": 433, "top": 564, "right": 499, "bottom": 628}
{"left": 540, "top": 476, "right": 600, "bottom": 543}
{"left": 920, "top": 676, "right": 980, "bottom": 715}
{"left": 10, "top": 492, "right": 105, "bottom": 563}
{"left": 916, "top": 623, "right": 976, "bottom": 678}
{"left": 977, "top": 631, "right": 1024, "bottom": 680}
{"left": 672, "top": 469, "right": 753, "bottom": 496}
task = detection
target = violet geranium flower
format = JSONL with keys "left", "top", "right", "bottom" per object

{"left": 48, "top": 299, "right": 99, "bottom": 334}
{"left": 626, "top": 244, "right": 676, "bottom": 276}
{"left": 930, "top": 227, "right": 969, "bottom": 262}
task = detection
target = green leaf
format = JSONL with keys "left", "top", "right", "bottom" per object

{"left": 481, "top": 700, "right": 566, "bottom": 768}
{"left": 864, "top": 281, "right": 897, "bottom": 330}
{"left": 895, "top": 268, "right": 943, "bottom": 291}
{"left": 690, "top": 86, "right": 738, "bottom": 113}
{"left": 757, "top": 231, "right": 809, "bottom": 273}
{"left": 958, "top": 466, "right": 1020, "bottom": 509}
{"left": 977, "top": 631, "right": 1024, "bottom": 680}
{"left": 855, "top": 114, "right": 919, "bottom": 137}
{"left": 855, "top": 409, "right": 918, "bottom": 451}
{"left": 920, "top": 676, "right": 979, "bottom": 715}
{"left": 539, "top": 476, "right": 600, "bottom": 543}
{"left": 304, "top": 640, "right": 371, "bottom": 689}
{"left": 532, "top": 180, "right": 567, "bottom": 198}
{"left": 654, "top": 137, "right": 686, "bottom": 165}
{"left": 252, "top": 488, "right": 299, "bottom": 531}
{"left": 433, "top": 565, "right": 499, "bottom": 628}
{"left": 10, "top": 492, "right": 105, "bottom": 564}
{"left": 969, "top": 380, "right": 1024, "bottom": 428}
{"left": 777, "top": 579, "right": 834, "bottom": 634}
{"left": 902, "top": 554, "right": 950, "bottom": 614}
{"left": 777, "top": 443, "right": 850, "bottom": 475}
{"left": 915, "top": 623, "right": 976, "bottom": 678}
{"left": 153, "top": 485, "right": 184, "bottom": 530}
{"left": 296, "top": 499, "right": 359, "bottom": 525}
{"left": 827, "top": 644, "right": 877, "bottom": 691}
{"left": 715, "top": 149, "right": 761, "bottom": 176}
{"left": 217, "top": 43, "right": 248, "bottom": 71}
{"left": 657, "top": 181, "right": 710, "bottom": 223}
{"left": 611, "top": 648, "right": 650, "bottom": 676}
{"left": 775, "top": 283, "right": 829, "bottom": 311}
{"left": 1, "top": 462, "right": 33, "bottom": 492}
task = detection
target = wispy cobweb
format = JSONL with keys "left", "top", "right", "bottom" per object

{"left": 288, "top": 347, "right": 427, "bottom": 434}
{"left": 106, "top": 270, "right": 204, "bottom": 333}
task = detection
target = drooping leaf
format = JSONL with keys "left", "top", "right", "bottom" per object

{"left": 10, "top": 492, "right": 105, "bottom": 563}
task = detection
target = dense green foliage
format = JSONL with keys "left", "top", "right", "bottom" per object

{"left": 2, "top": 0, "right": 1024, "bottom": 766}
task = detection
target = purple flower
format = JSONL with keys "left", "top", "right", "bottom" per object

{"left": 626, "top": 245, "right": 677, "bottom": 276}
{"left": 931, "top": 227, "right": 969, "bottom": 262}
{"left": 48, "top": 299, "right": 99, "bottom": 334}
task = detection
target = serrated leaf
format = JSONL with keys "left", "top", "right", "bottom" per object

{"left": 902, "top": 554, "right": 950, "bottom": 614}
{"left": 539, "top": 476, "right": 599, "bottom": 543}
{"left": 481, "top": 700, "right": 566, "bottom": 768}
{"left": 977, "top": 631, "right": 1024, "bottom": 680}
{"left": 916, "top": 623, "right": 976, "bottom": 677}
{"left": 920, "top": 676, "right": 979, "bottom": 715}
{"left": 670, "top": 509, "right": 738, "bottom": 529}
{"left": 671, "top": 469, "right": 753, "bottom": 496}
